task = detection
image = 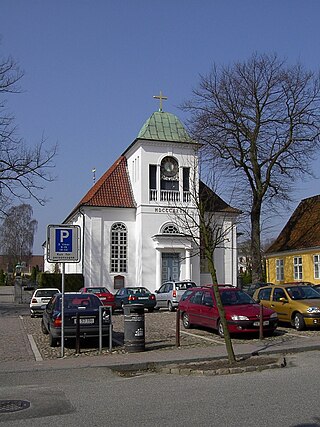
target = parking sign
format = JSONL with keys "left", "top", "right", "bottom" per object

{"left": 47, "top": 225, "right": 81, "bottom": 262}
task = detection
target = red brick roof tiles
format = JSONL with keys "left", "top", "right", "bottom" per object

{"left": 75, "top": 156, "right": 135, "bottom": 210}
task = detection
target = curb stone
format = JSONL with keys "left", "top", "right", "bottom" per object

{"left": 153, "top": 355, "right": 287, "bottom": 376}
{"left": 111, "top": 355, "right": 288, "bottom": 377}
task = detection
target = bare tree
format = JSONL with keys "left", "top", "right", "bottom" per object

{"left": 0, "top": 204, "right": 37, "bottom": 269}
{"left": 182, "top": 53, "right": 320, "bottom": 282}
{"left": 0, "top": 51, "right": 57, "bottom": 213}
{"left": 167, "top": 164, "right": 239, "bottom": 363}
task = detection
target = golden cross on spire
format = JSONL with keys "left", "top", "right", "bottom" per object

{"left": 153, "top": 91, "right": 168, "bottom": 112}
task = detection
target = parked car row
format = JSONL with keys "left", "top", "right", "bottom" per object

{"left": 31, "top": 280, "right": 320, "bottom": 348}
{"left": 30, "top": 281, "right": 199, "bottom": 318}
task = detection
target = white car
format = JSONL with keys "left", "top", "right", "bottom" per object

{"left": 30, "top": 288, "right": 60, "bottom": 317}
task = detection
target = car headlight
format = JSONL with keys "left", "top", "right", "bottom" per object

{"left": 231, "top": 315, "right": 249, "bottom": 321}
{"left": 307, "top": 307, "right": 320, "bottom": 314}
{"left": 270, "top": 312, "right": 278, "bottom": 319}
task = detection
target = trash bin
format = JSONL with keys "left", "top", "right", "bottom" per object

{"left": 123, "top": 304, "right": 145, "bottom": 352}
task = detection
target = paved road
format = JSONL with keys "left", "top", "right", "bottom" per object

{"left": 0, "top": 351, "right": 320, "bottom": 426}
{"left": 0, "top": 303, "right": 35, "bottom": 363}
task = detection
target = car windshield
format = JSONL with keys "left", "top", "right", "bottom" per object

{"left": 287, "top": 286, "right": 320, "bottom": 300}
{"left": 127, "top": 287, "right": 150, "bottom": 295}
{"left": 176, "top": 282, "right": 196, "bottom": 290}
{"left": 87, "top": 287, "right": 108, "bottom": 294}
{"left": 220, "top": 290, "right": 255, "bottom": 305}
{"left": 36, "top": 289, "right": 59, "bottom": 298}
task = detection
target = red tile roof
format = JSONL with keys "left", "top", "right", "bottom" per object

{"left": 70, "top": 156, "right": 135, "bottom": 216}
{"left": 266, "top": 195, "right": 320, "bottom": 253}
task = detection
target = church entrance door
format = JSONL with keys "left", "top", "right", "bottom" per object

{"left": 162, "top": 253, "right": 180, "bottom": 282}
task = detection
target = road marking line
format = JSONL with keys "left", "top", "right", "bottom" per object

{"left": 172, "top": 329, "right": 224, "bottom": 344}
{"left": 27, "top": 334, "right": 43, "bottom": 361}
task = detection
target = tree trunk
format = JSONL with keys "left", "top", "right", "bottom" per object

{"left": 208, "top": 257, "right": 236, "bottom": 364}
{"left": 251, "top": 198, "right": 263, "bottom": 283}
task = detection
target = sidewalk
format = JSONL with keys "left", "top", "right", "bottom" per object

{"left": 1, "top": 330, "right": 320, "bottom": 374}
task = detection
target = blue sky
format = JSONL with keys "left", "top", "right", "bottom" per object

{"left": 1, "top": 0, "right": 320, "bottom": 253}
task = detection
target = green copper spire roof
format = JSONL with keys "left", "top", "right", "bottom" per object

{"left": 137, "top": 111, "right": 193, "bottom": 143}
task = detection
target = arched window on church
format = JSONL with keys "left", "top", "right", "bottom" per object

{"left": 161, "top": 224, "right": 179, "bottom": 234}
{"left": 110, "top": 223, "right": 127, "bottom": 273}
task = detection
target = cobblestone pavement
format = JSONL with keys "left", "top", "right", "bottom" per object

{"left": 20, "top": 309, "right": 320, "bottom": 360}
{"left": 0, "top": 303, "right": 35, "bottom": 362}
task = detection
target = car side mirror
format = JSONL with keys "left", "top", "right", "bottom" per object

{"left": 279, "top": 297, "right": 288, "bottom": 303}
{"left": 255, "top": 298, "right": 261, "bottom": 304}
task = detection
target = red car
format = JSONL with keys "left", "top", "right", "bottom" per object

{"left": 79, "top": 287, "right": 115, "bottom": 311}
{"left": 178, "top": 285, "right": 278, "bottom": 337}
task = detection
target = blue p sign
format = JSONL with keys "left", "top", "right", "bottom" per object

{"left": 55, "top": 228, "right": 72, "bottom": 253}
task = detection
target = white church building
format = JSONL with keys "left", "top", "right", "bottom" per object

{"left": 45, "top": 99, "right": 240, "bottom": 293}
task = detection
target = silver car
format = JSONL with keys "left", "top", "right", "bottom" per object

{"left": 155, "top": 281, "right": 197, "bottom": 311}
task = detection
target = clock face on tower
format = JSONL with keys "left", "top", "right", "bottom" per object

{"left": 161, "top": 156, "right": 178, "bottom": 177}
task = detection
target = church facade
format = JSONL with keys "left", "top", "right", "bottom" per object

{"left": 44, "top": 104, "right": 240, "bottom": 292}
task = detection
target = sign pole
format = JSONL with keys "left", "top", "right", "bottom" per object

{"left": 61, "top": 262, "right": 65, "bottom": 358}
{"left": 46, "top": 224, "right": 81, "bottom": 358}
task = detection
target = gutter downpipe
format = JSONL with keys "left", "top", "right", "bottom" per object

{"left": 79, "top": 207, "right": 85, "bottom": 274}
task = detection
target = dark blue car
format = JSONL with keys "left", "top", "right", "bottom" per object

{"left": 114, "top": 287, "right": 156, "bottom": 312}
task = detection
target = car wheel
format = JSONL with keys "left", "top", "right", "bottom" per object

{"left": 41, "top": 319, "right": 48, "bottom": 335}
{"left": 30, "top": 313, "right": 34, "bottom": 318}
{"left": 182, "top": 312, "right": 191, "bottom": 329}
{"left": 148, "top": 308, "right": 154, "bottom": 313}
{"left": 49, "top": 332, "right": 58, "bottom": 347}
{"left": 218, "top": 320, "right": 224, "bottom": 338}
{"left": 168, "top": 301, "right": 175, "bottom": 312}
{"left": 294, "top": 313, "right": 305, "bottom": 331}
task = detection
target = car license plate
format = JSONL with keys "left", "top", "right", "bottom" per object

{"left": 100, "top": 297, "right": 106, "bottom": 300}
{"left": 74, "top": 318, "right": 95, "bottom": 325}
{"left": 253, "top": 320, "right": 269, "bottom": 326}
{"left": 139, "top": 297, "right": 148, "bottom": 300}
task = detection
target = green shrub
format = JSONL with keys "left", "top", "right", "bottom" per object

{"left": 241, "top": 270, "right": 252, "bottom": 285}
{"left": 37, "top": 273, "right": 84, "bottom": 291}
{"left": 0, "top": 269, "right": 5, "bottom": 286}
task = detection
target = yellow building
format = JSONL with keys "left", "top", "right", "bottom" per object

{"left": 265, "top": 195, "right": 320, "bottom": 285}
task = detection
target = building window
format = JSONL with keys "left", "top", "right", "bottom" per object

{"left": 276, "top": 259, "right": 284, "bottom": 281}
{"left": 293, "top": 256, "right": 302, "bottom": 280}
{"left": 149, "top": 164, "right": 157, "bottom": 201}
{"left": 315, "top": 255, "right": 320, "bottom": 279}
{"left": 183, "top": 167, "right": 190, "bottom": 191}
{"left": 161, "top": 224, "right": 179, "bottom": 234}
{"left": 110, "top": 223, "right": 127, "bottom": 273}
{"left": 149, "top": 165, "right": 157, "bottom": 190}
